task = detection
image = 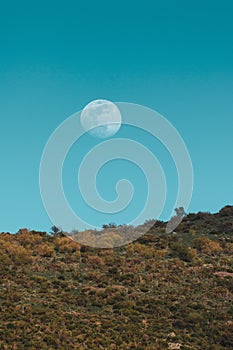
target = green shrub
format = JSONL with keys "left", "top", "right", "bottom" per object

{"left": 170, "top": 242, "right": 197, "bottom": 262}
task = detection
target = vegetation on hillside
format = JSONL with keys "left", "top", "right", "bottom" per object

{"left": 0, "top": 206, "right": 233, "bottom": 349}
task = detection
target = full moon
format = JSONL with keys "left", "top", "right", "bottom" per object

{"left": 80, "top": 99, "right": 122, "bottom": 138}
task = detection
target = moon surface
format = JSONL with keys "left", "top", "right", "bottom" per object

{"left": 80, "top": 99, "right": 122, "bottom": 138}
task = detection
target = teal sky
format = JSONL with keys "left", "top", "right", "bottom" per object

{"left": 0, "top": 1, "right": 233, "bottom": 232}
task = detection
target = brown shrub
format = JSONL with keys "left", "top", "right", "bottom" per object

{"left": 16, "top": 231, "right": 43, "bottom": 247}
{"left": 126, "top": 243, "right": 156, "bottom": 258}
{"left": 55, "top": 237, "right": 81, "bottom": 253}
{"left": 1, "top": 240, "right": 32, "bottom": 264}
{"left": 193, "top": 237, "right": 222, "bottom": 255}
{"left": 224, "top": 242, "right": 233, "bottom": 254}
{"left": 86, "top": 255, "right": 105, "bottom": 267}
{"left": 33, "top": 243, "right": 55, "bottom": 257}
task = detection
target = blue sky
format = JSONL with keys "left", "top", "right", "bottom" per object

{"left": 0, "top": 1, "right": 233, "bottom": 232}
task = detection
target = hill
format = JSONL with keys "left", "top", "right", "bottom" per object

{"left": 0, "top": 206, "right": 232, "bottom": 349}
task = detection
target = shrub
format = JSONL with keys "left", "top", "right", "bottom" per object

{"left": 33, "top": 243, "right": 55, "bottom": 257}
{"left": 1, "top": 240, "right": 32, "bottom": 264}
{"left": 17, "top": 228, "right": 29, "bottom": 235}
{"left": 126, "top": 243, "right": 156, "bottom": 258}
{"left": 55, "top": 237, "right": 81, "bottom": 253}
{"left": 16, "top": 231, "right": 43, "bottom": 247}
{"left": 85, "top": 255, "right": 105, "bottom": 267}
{"left": 96, "top": 232, "right": 124, "bottom": 248}
{"left": 193, "top": 237, "right": 222, "bottom": 255}
{"left": 170, "top": 242, "right": 197, "bottom": 262}
{"left": 0, "top": 249, "right": 11, "bottom": 265}
{"left": 224, "top": 242, "right": 233, "bottom": 254}
{"left": 189, "top": 228, "right": 197, "bottom": 235}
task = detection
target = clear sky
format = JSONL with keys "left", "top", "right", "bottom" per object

{"left": 0, "top": 1, "right": 233, "bottom": 232}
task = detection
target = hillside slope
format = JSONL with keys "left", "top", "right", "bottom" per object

{"left": 0, "top": 206, "right": 233, "bottom": 349}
